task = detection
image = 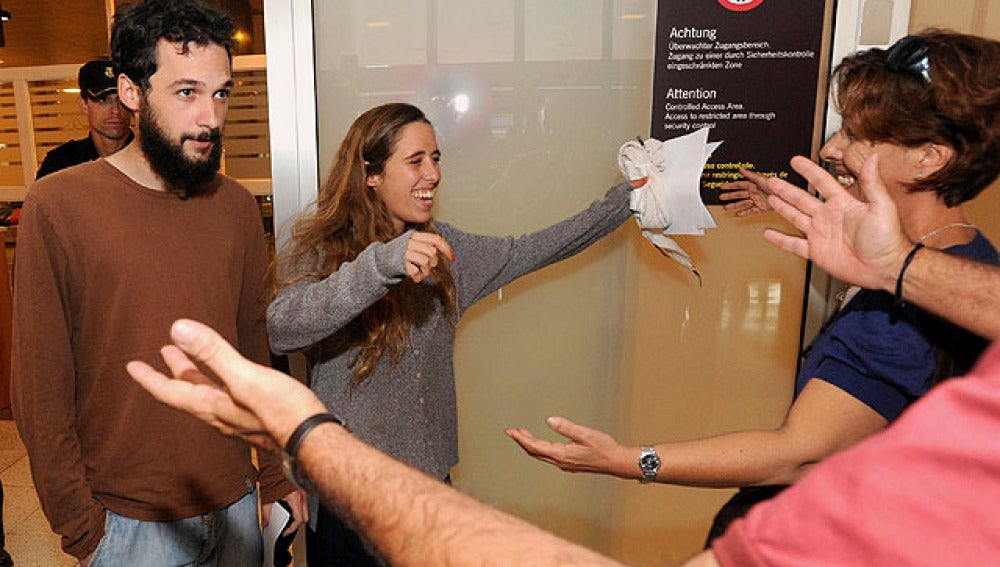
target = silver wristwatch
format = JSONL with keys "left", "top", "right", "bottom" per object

{"left": 638, "top": 445, "right": 661, "bottom": 484}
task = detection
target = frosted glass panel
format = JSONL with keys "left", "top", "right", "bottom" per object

{"left": 612, "top": 0, "right": 657, "bottom": 60}
{"left": 314, "top": 0, "right": 429, "bottom": 69}
{"left": 524, "top": 0, "right": 604, "bottom": 61}
{"left": 438, "top": 1, "right": 515, "bottom": 64}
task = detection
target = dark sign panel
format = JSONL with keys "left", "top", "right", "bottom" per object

{"left": 652, "top": 0, "right": 826, "bottom": 204}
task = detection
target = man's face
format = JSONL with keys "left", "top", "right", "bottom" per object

{"left": 81, "top": 93, "right": 132, "bottom": 142}
{"left": 136, "top": 40, "right": 232, "bottom": 194}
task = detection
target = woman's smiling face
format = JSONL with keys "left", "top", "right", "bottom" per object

{"left": 367, "top": 121, "right": 441, "bottom": 235}
{"left": 819, "top": 129, "right": 926, "bottom": 202}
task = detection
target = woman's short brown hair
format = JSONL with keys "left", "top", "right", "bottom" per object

{"left": 833, "top": 29, "right": 1000, "bottom": 207}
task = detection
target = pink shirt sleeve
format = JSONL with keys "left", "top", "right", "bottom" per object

{"left": 712, "top": 340, "right": 1000, "bottom": 566}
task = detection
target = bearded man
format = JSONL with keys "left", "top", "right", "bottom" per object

{"left": 11, "top": 1, "right": 304, "bottom": 565}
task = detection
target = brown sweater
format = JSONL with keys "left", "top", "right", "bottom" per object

{"left": 12, "top": 159, "right": 291, "bottom": 559}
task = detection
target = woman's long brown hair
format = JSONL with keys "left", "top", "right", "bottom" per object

{"left": 274, "top": 103, "right": 456, "bottom": 387}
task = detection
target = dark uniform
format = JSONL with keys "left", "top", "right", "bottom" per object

{"left": 36, "top": 131, "right": 135, "bottom": 180}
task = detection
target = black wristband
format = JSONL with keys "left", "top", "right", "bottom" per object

{"left": 284, "top": 413, "right": 343, "bottom": 460}
{"left": 894, "top": 242, "right": 925, "bottom": 310}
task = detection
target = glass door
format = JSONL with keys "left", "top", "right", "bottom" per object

{"left": 265, "top": 1, "right": 810, "bottom": 561}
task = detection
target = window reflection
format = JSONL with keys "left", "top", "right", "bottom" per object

{"left": 743, "top": 279, "right": 782, "bottom": 333}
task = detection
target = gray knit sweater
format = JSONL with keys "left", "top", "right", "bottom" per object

{"left": 267, "top": 181, "right": 632, "bottom": 478}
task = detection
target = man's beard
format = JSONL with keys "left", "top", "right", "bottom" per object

{"left": 139, "top": 101, "right": 223, "bottom": 198}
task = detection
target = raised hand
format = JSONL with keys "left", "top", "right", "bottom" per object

{"left": 763, "top": 155, "right": 911, "bottom": 291}
{"left": 127, "top": 319, "right": 329, "bottom": 453}
{"left": 719, "top": 168, "right": 774, "bottom": 216}
{"left": 405, "top": 231, "right": 455, "bottom": 283}
{"left": 506, "top": 417, "right": 631, "bottom": 477}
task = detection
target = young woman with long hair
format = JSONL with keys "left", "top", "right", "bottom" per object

{"left": 268, "top": 102, "right": 634, "bottom": 565}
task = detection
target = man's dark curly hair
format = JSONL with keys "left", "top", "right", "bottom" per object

{"left": 111, "top": 0, "right": 236, "bottom": 91}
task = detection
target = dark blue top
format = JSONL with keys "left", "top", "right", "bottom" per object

{"left": 797, "top": 232, "right": 998, "bottom": 421}
{"left": 36, "top": 131, "right": 134, "bottom": 180}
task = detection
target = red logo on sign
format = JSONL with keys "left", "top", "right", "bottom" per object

{"left": 717, "top": 0, "right": 765, "bottom": 11}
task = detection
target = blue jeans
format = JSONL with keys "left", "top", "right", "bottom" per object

{"left": 90, "top": 489, "right": 262, "bottom": 567}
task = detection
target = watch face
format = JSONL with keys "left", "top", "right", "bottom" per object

{"left": 641, "top": 454, "right": 660, "bottom": 469}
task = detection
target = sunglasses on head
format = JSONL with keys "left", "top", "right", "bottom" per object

{"left": 885, "top": 35, "right": 931, "bottom": 83}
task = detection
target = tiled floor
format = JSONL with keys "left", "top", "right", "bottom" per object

{"left": 0, "top": 419, "right": 76, "bottom": 566}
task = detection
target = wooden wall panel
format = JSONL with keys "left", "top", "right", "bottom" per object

{"left": 0, "top": 0, "right": 110, "bottom": 67}
{"left": 224, "top": 69, "right": 270, "bottom": 178}
{"left": 0, "top": 83, "right": 21, "bottom": 185}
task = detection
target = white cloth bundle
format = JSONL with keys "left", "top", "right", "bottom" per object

{"left": 618, "top": 127, "right": 722, "bottom": 281}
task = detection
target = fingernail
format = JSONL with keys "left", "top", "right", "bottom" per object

{"left": 172, "top": 319, "right": 196, "bottom": 345}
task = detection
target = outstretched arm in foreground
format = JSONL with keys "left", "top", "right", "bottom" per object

{"left": 507, "top": 378, "right": 886, "bottom": 488}
{"left": 127, "top": 319, "right": 622, "bottom": 567}
{"left": 764, "top": 155, "right": 1000, "bottom": 340}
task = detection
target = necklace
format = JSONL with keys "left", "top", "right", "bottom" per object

{"left": 916, "top": 222, "right": 977, "bottom": 244}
